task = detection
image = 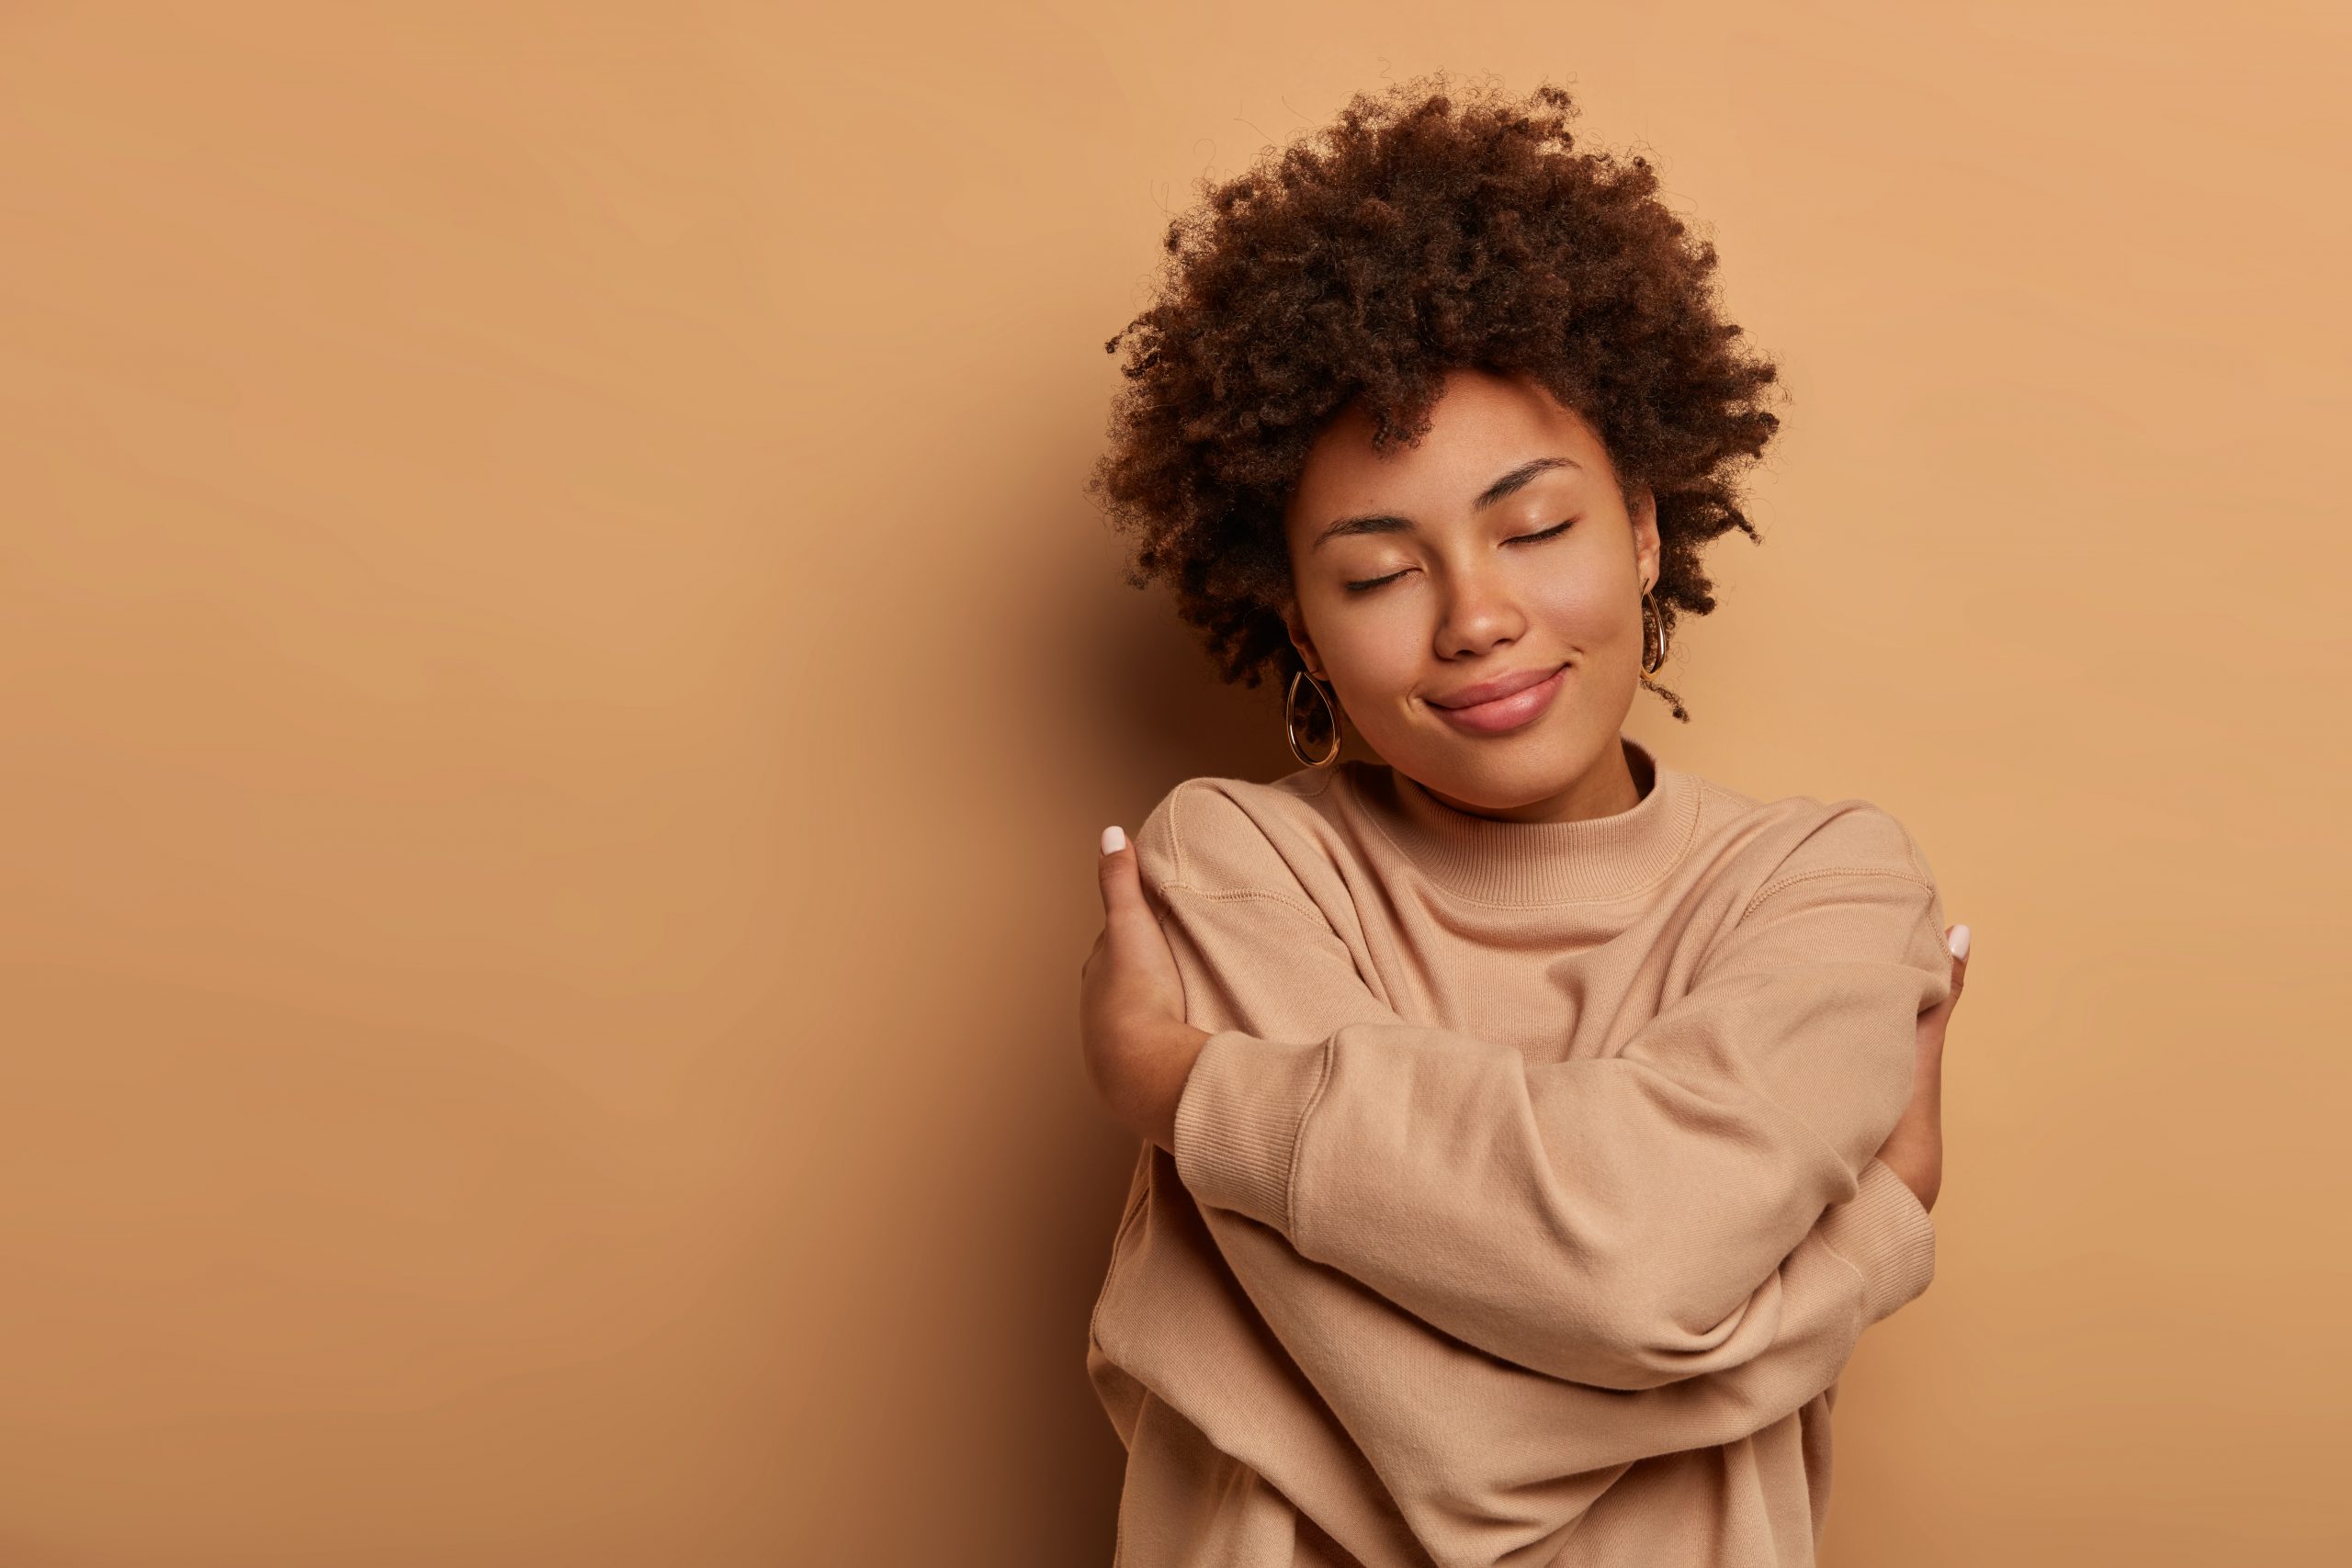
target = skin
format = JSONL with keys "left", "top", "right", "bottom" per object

{"left": 1279, "top": 367, "right": 1659, "bottom": 825}
{"left": 1080, "top": 367, "right": 1972, "bottom": 1209}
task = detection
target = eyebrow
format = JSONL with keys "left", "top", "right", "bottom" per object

{"left": 1308, "top": 457, "right": 1584, "bottom": 550}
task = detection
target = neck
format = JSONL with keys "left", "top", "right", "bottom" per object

{"left": 1347, "top": 733, "right": 1698, "bottom": 905}
{"left": 1416, "top": 735, "right": 1651, "bottom": 827}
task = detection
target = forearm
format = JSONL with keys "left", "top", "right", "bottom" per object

{"left": 1173, "top": 1018, "right": 1907, "bottom": 1382}
{"left": 1190, "top": 1153, "right": 1933, "bottom": 1545}
{"left": 1114, "top": 1018, "right": 1209, "bottom": 1154}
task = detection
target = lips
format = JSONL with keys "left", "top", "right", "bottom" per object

{"left": 1428, "top": 662, "right": 1569, "bottom": 735}
{"left": 1428, "top": 662, "right": 1568, "bottom": 709}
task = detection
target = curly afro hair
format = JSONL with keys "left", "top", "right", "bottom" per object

{"left": 1087, "top": 72, "right": 1787, "bottom": 727}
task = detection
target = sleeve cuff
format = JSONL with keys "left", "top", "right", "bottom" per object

{"left": 1815, "top": 1156, "right": 1938, "bottom": 1325}
{"left": 1170, "top": 1030, "right": 1330, "bottom": 1234}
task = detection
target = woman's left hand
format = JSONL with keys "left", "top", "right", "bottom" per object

{"left": 1080, "top": 826, "right": 1210, "bottom": 1151}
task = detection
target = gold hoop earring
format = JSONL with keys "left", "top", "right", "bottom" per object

{"left": 1285, "top": 668, "right": 1342, "bottom": 769}
{"left": 1640, "top": 582, "right": 1669, "bottom": 676}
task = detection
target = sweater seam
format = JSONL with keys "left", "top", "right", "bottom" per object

{"left": 1812, "top": 1195, "right": 1882, "bottom": 1284}
{"left": 1825, "top": 1248, "right": 1870, "bottom": 1355}
{"left": 1813, "top": 1180, "right": 1884, "bottom": 1331}
{"left": 1157, "top": 881, "right": 1329, "bottom": 926}
{"left": 1738, "top": 865, "right": 1934, "bottom": 923}
{"left": 1168, "top": 779, "right": 1347, "bottom": 922}
{"left": 1815, "top": 1160, "right": 1937, "bottom": 1322}
{"left": 1283, "top": 1037, "right": 1338, "bottom": 1238}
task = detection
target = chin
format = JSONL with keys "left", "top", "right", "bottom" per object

{"left": 1419, "top": 741, "right": 1584, "bottom": 807}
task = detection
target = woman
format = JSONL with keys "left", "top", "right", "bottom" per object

{"left": 1078, "top": 75, "right": 1972, "bottom": 1568}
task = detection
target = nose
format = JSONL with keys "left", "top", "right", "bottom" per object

{"left": 1430, "top": 565, "right": 1528, "bottom": 660}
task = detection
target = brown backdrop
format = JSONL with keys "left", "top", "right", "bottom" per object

{"left": 3, "top": 2, "right": 2346, "bottom": 1562}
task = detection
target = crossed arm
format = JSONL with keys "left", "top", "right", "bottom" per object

{"left": 1127, "top": 783, "right": 1952, "bottom": 1387}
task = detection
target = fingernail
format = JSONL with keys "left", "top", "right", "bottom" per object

{"left": 1948, "top": 924, "right": 1971, "bottom": 960}
{"left": 1101, "top": 825, "right": 1127, "bottom": 855}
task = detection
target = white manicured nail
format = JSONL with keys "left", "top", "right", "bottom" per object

{"left": 1101, "top": 825, "right": 1127, "bottom": 855}
{"left": 1948, "top": 924, "right": 1971, "bottom": 960}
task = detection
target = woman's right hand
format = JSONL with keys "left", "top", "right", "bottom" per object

{"left": 1874, "top": 924, "right": 1972, "bottom": 1213}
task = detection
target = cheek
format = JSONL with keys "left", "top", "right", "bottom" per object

{"left": 1528, "top": 571, "right": 1635, "bottom": 641}
{"left": 1320, "top": 616, "right": 1422, "bottom": 696}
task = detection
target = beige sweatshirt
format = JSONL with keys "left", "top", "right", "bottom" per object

{"left": 1087, "top": 733, "right": 1953, "bottom": 1568}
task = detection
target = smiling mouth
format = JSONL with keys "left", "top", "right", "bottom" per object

{"left": 1427, "top": 661, "right": 1570, "bottom": 710}
{"left": 1425, "top": 662, "right": 1571, "bottom": 734}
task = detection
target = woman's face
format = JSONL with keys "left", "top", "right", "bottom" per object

{"left": 1281, "top": 367, "right": 1661, "bottom": 821}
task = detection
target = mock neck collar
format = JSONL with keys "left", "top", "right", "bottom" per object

{"left": 1342, "top": 733, "right": 1702, "bottom": 905}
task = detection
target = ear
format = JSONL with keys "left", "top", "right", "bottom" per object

{"left": 1280, "top": 598, "right": 1327, "bottom": 682}
{"left": 1630, "top": 485, "right": 1661, "bottom": 590}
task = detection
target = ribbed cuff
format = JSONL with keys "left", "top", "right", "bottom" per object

{"left": 1170, "top": 1030, "right": 1330, "bottom": 1235}
{"left": 1816, "top": 1157, "right": 1938, "bottom": 1325}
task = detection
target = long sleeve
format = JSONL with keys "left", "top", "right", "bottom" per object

{"left": 1137, "top": 781, "right": 1949, "bottom": 1392}
{"left": 1092, "top": 1137, "right": 1933, "bottom": 1561}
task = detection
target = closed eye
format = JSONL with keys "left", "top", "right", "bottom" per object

{"left": 1342, "top": 519, "right": 1577, "bottom": 594}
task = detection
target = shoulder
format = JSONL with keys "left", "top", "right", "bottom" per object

{"left": 1133, "top": 768, "right": 1342, "bottom": 910}
{"left": 1690, "top": 773, "right": 1939, "bottom": 911}
{"left": 1680, "top": 775, "right": 1949, "bottom": 993}
{"left": 1758, "top": 798, "right": 1937, "bottom": 900}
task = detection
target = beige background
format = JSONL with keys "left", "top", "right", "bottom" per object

{"left": 3, "top": 2, "right": 2346, "bottom": 1562}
